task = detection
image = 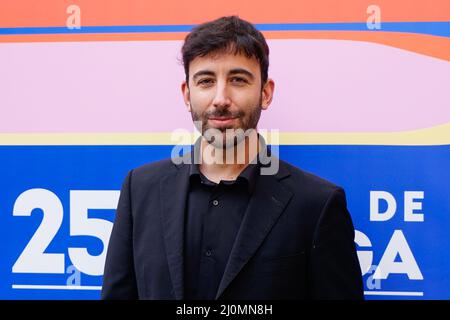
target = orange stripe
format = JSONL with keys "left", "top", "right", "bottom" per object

{"left": 1, "top": 31, "right": 449, "bottom": 62}
{"left": 266, "top": 31, "right": 450, "bottom": 62}
{"left": 1, "top": 0, "right": 450, "bottom": 28}
{"left": 0, "top": 32, "right": 188, "bottom": 42}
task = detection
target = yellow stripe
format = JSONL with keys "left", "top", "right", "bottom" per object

{"left": 277, "top": 122, "right": 450, "bottom": 146}
{"left": 0, "top": 122, "right": 449, "bottom": 146}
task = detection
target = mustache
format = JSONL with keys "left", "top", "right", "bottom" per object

{"left": 204, "top": 109, "right": 244, "bottom": 119}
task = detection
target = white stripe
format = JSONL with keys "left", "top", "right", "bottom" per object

{"left": 12, "top": 285, "right": 423, "bottom": 296}
{"left": 12, "top": 284, "right": 101, "bottom": 291}
{"left": 364, "top": 291, "right": 424, "bottom": 296}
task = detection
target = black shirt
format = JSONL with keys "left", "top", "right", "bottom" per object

{"left": 184, "top": 157, "right": 260, "bottom": 299}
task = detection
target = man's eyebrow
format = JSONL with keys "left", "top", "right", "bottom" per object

{"left": 192, "top": 70, "right": 215, "bottom": 81}
{"left": 192, "top": 68, "right": 255, "bottom": 81}
{"left": 228, "top": 68, "right": 255, "bottom": 79}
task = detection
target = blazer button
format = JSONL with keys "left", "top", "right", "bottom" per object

{"left": 205, "top": 249, "right": 212, "bottom": 257}
{"left": 212, "top": 199, "right": 219, "bottom": 206}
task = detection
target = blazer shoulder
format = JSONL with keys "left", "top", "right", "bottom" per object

{"left": 278, "top": 160, "right": 350, "bottom": 233}
{"left": 129, "top": 158, "right": 179, "bottom": 185}
{"left": 279, "top": 159, "right": 343, "bottom": 198}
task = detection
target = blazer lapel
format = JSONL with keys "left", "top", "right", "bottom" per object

{"left": 159, "top": 161, "right": 190, "bottom": 300}
{"left": 215, "top": 161, "right": 293, "bottom": 299}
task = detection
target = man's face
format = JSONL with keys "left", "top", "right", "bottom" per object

{"left": 182, "top": 52, "right": 274, "bottom": 148}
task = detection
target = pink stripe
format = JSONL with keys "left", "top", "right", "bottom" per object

{"left": 0, "top": 40, "right": 449, "bottom": 133}
{"left": 260, "top": 39, "right": 450, "bottom": 132}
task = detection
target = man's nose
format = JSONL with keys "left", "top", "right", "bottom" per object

{"left": 212, "top": 82, "right": 231, "bottom": 109}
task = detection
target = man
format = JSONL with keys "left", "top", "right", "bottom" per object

{"left": 101, "top": 16, "right": 364, "bottom": 300}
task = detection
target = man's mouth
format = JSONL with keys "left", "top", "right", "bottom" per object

{"left": 208, "top": 116, "right": 238, "bottom": 126}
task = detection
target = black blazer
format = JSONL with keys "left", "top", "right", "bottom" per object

{"left": 102, "top": 156, "right": 364, "bottom": 300}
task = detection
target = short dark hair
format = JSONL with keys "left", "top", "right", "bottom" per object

{"left": 181, "top": 16, "right": 269, "bottom": 87}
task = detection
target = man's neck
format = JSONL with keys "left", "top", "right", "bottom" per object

{"left": 199, "top": 130, "right": 261, "bottom": 184}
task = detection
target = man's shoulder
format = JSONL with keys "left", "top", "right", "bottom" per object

{"left": 277, "top": 160, "right": 348, "bottom": 218}
{"left": 130, "top": 157, "right": 179, "bottom": 182}
{"left": 278, "top": 159, "right": 342, "bottom": 196}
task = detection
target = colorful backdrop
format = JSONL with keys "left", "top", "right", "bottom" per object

{"left": 1, "top": 0, "right": 449, "bottom": 299}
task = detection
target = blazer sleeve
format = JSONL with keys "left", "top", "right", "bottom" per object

{"left": 101, "top": 170, "right": 138, "bottom": 299}
{"left": 308, "top": 187, "right": 364, "bottom": 300}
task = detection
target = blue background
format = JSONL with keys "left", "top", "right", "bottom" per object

{"left": 1, "top": 145, "right": 448, "bottom": 299}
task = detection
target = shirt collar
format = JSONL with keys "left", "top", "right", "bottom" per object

{"left": 188, "top": 135, "right": 269, "bottom": 194}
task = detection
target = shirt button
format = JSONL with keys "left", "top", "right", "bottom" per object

{"left": 212, "top": 199, "right": 219, "bottom": 206}
{"left": 205, "top": 250, "right": 212, "bottom": 257}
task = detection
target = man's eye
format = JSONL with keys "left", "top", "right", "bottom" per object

{"left": 198, "top": 79, "right": 214, "bottom": 85}
{"left": 231, "top": 77, "right": 247, "bottom": 84}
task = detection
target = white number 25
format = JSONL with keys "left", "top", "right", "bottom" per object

{"left": 12, "top": 189, "right": 120, "bottom": 276}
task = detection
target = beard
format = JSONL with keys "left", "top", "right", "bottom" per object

{"left": 190, "top": 97, "right": 262, "bottom": 149}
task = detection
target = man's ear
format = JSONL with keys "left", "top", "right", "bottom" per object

{"left": 181, "top": 81, "right": 191, "bottom": 112}
{"left": 261, "top": 78, "right": 275, "bottom": 111}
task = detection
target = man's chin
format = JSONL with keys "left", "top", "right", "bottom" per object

{"left": 204, "top": 132, "right": 247, "bottom": 149}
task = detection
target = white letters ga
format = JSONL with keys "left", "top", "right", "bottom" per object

{"left": 356, "top": 229, "right": 423, "bottom": 280}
